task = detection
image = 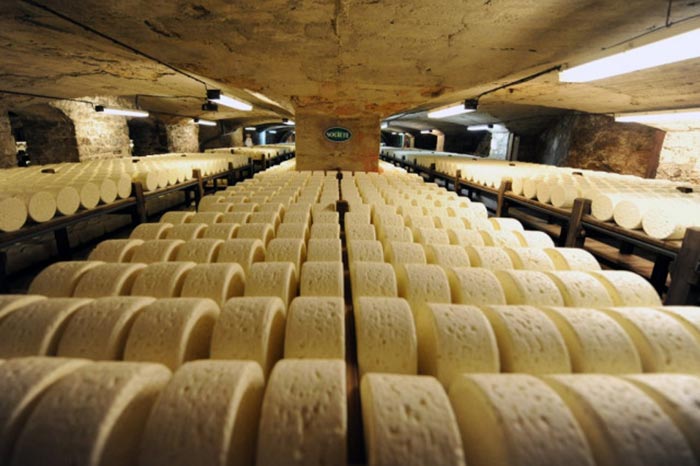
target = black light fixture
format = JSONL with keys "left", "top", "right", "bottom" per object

{"left": 206, "top": 89, "right": 253, "bottom": 111}
{"left": 201, "top": 102, "right": 218, "bottom": 112}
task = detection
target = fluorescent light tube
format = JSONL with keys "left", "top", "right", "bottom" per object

{"left": 245, "top": 126, "right": 257, "bottom": 130}
{"left": 193, "top": 118, "right": 216, "bottom": 126}
{"left": 268, "top": 130, "right": 277, "bottom": 134}
{"left": 560, "top": 27, "right": 700, "bottom": 82}
{"left": 206, "top": 89, "right": 253, "bottom": 111}
{"left": 381, "top": 122, "right": 388, "bottom": 129}
{"left": 420, "top": 130, "right": 432, "bottom": 134}
{"left": 95, "top": 105, "right": 148, "bottom": 118}
{"left": 615, "top": 108, "right": 700, "bottom": 123}
{"left": 282, "top": 119, "right": 295, "bottom": 125}
{"left": 467, "top": 125, "right": 491, "bottom": 131}
{"left": 428, "top": 104, "right": 475, "bottom": 119}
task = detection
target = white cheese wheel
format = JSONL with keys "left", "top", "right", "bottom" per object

{"left": 0, "top": 196, "right": 28, "bottom": 232}
{"left": 129, "top": 222, "right": 173, "bottom": 240}
{"left": 174, "top": 239, "right": 223, "bottom": 263}
{"left": 348, "top": 240, "right": 384, "bottom": 263}
{"left": 589, "top": 271, "right": 661, "bottom": 306}
{"left": 0, "top": 295, "right": 46, "bottom": 321}
{"left": 545, "top": 248, "right": 601, "bottom": 271}
{"left": 404, "top": 215, "right": 435, "bottom": 229}
{"left": 25, "top": 191, "right": 56, "bottom": 223}
{"left": 160, "top": 211, "right": 194, "bottom": 224}
{"left": 449, "top": 374, "right": 594, "bottom": 466}
{"left": 198, "top": 202, "right": 233, "bottom": 213}
{"left": 216, "top": 239, "right": 265, "bottom": 276}
{"left": 281, "top": 211, "right": 309, "bottom": 225}
{"left": 300, "top": 262, "right": 344, "bottom": 298}
{"left": 11, "top": 361, "right": 171, "bottom": 466}
{"left": 462, "top": 216, "right": 493, "bottom": 231}
{"left": 236, "top": 223, "right": 274, "bottom": 245}
{"left": 138, "top": 360, "right": 265, "bottom": 466}
{"left": 124, "top": 298, "right": 219, "bottom": 370}
{"left": 355, "top": 297, "right": 417, "bottom": 377}
{"left": 189, "top": 212, "right": 223, "bottom": 225}
{"left": 88, "top": 239, "right": 144, "bottom": 263}
{"left": 312, "top": 211, "right": 339, "bottom": 224}
{"left": 350, "top": 261, "right": 397, "bottom": 301}
{"left": 494, "top": 270, "right": 564, "bottom": 306}
{"left": 180, "top": 263, "right": 245, "bottom": 307}
{"left": 659, "top": 306, "right": 700, "bottom": 341}
{"left": 482, "top": 305, "right": 571, "bottom": 373}
{"left": 489, "top": 218, "right": 524, "bottom": 232}
{"left": 284, "top": 297, "right": 345, "bottom": 359}
{"left": 447, "top": 267, "right": 506, "bottom": 305}
{"left": 544, "top": 374, "right": 695, "bottom": 466}
{"left": 130, "top": 262, "right": 195, "bottom": 298}
{"left": 309, "top": 223, "right": 340, "bottom": 239}
{"left": 417, "top": 304, "right": 498, "bottom": 386}
{"left": 256, "top": 359, "right": 346, "bottom": 466}
{"left": 624, "top": 374, "right": 700, "bottom": 458}
{"left": 57, "top": 296, "right": 155, "bottom": 360}
{"left": 385, "top": 241, "right": 427, "bottom": 266}
{"left": 433, "top": 216, "right": 466, "bottom": 230}
{"left": 591, "top": 193, "right": 620, "bottom": 221}
{"left": 550, "top": 184, "right": 581, "bottom": 209}
{"left": 28, "top": 261, "right": 104, "bottom": 297}
{"left": 642, "top": 205, "right": 698, "bottom": 240}
{"left": 231, "top": 203, "right": 258, "bottom": 213}
{"left": 0, "top": 357, "right": 89, "bottom": 464}
{"left": 98, "top": 179, "right": 118, "bottom": 204}
{"left": 361, "top": 373, "right": 465, "bottom": 466}
{"left": 276, "top": 223, "right": 309, "bottom": 240}
{"left": 307, "top": 239, "right": 342, "bottom": 262}
{"left": 244, "top": 262, "right": 297, "bottom": 308}
{"left": 514, "top": 230, "right": 556, "bottom": 248}
{"left": 130, "top": 240, "right": 184, "bottom": 263}
{"left": 412, "top": 227, "right": 451, "bottom": 245}
{"left": 221, "top": 212, "right": 252, "bottom": 224}
{"left": 165, "top": 223, "right": 208, "bottom": 241}
{"left": 504, "top": 247, "right": 556, "bottom": 271}
{"left": 201, "top": 223, "right": 238, "bottom": 240}
{"left": 265, "top": 239, "right": 306, "bottom": 278}
{"left": 210, "top": 297, "right": 285, "bottom": 378}
{"left": 0, "top": 298, "right": 92, "bottom": 358}
{"left": 395, "top": 263, "right": 451, "bottom": 316}
{"left": 540, "top": 306, "right": 642, "bottom": 373}
{"left": 249, "top": 212, "right": 282, "bottom": 230}
{"left": 133, "top": 171, "right": 159, "bottom": 192}
{"left": 601, "top": 307, "right": 700, "bottom": 372}
{"left": 613, "top": 199, "right": 650, "bottom": 230}
{"left": 345, "top": 212, "right": 371, "bottom": 224}
{"left": 49, "top": 186, "right": 78, "bottom": 215}
{"left": 377, "top": 225, "right": 413, "bottom": 243}
{"left": 546, "top": 271, "right": 614, "bottom": 307}
{"left": 465, "top": 246, "right": 514, "bottom": 270}
{"left": 447, "top": 229, "right": 486, "bottom": 247}
{"left": 479, "top": 231, "right": 521, "bottom": 248}
{"left": 73, "top": 263, "right": 146, "bottom": 298}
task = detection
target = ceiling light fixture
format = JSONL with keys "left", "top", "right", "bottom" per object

{"left": 245, "top": 126, "right": 257, "bottom": 131}
{"left": 282, "top": 118, "right": 295, "bottom": 125}
{"left": 95, "top": 105, "right": 148, "bottom": 118}
{"left": 193, "top": 118, "right": 216, "bottom": 126}
{"left": 381, "top": 122, "right": 388, "bottom": 129}
{"left": 427, "top": 99, "right": 478, "bottom": 119}
{"left": 614, "top": 108, "right": 700, "bottom": 123}
{"left": 206, "top": 89, "right": 253, "bottom": 111}
{"left": 268, "top": 130, "right": 277, "bottom": 134}
{"left": 467, "top": 124, "right": 493, "bottom": 131}
{"left": 560, "top": 27, "right": 700, "bottom": 82}
{"left": 420, "top": 130, "right": 433, "bottom": 134}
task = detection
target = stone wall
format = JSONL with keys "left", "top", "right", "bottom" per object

{"left": 128, "top": 118, "right": 168, "bottom": 156}
{"left": 0, "top": 111, "right": 16, "bottom": 168}
{"left": 166, "top": 120, "right": 199, "bottom": 153}
{"left": 656, "top": 131, "right": 700, "bottom": 184}
{"left": 18, "top": 106, "right": 80, "bottom": 165}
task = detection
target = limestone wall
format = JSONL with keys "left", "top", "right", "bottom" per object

{"left": 656, "top": 131, "right": 700, "bottom": 184}
{"left": 166, "top": 120, "right": 199, "bottom": 153}
{"left": 0, "top": 112, "right": 16, "bottom": 168}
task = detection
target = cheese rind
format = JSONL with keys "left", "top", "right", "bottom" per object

{"left": 265, "top": 239, "right": 306, "bottom": 278}
{"left": 201, "top": 223, "right": 239, "bottom": 240}
{"left": 180, "top": 263, "right": 245, "bottom": 307}
{"left": 256, "top": 360, "right": 346, "bottom": 466}
{"left": 165, "top": 223, "right": 208, "bottom": 241}
{"left": 544, "top": 248, "right": 601, "bottom": 271}
{"left": 0, "top": 295, "right": 47, "bottom": 321}
{"left": 504, "top": 247, "right": 556, "bottom": 271}
{"left": 465, "top": 246, "right": 514, "bottom": 270}
{"left": 300, "top": 261, "right": 344, "bottom": 298}
{"left": 447, "top": 267, "right": 506, "bottom": 306}
{"left": 73, "top": 263, "right": 147, "bottom": 298}
{"left": 350, "top": 261, "right": 398, "bottom": 302}
{"left": 362, "top": 373, "right": 465, "bottom": 466}
{"left": 216, "top": 239, "right": 265, "bottom": 276}
{"left": 589, "top": 271, "right": 661, "bottom": 306}
{"left": 284, "top": 297, "right": 345, "bottom": 359}
{"left": 129, "top": 222, "right": 173, "bottom": 240}
{"left": 174, "top": 239, "right": 224, "bottom": 263}
{"left": 130, "top": 262, "right": 196, "bottom": 298}
{"left": 545, "top": 271, "right": 614, "bottom": 307}
{"left": 88, "top": 239, "right": 144, "bottom": 263}
{"left": 244, "top": 262, "right": 297, "bottom": 308}
{"left": 306, "top": 239, "right": 342, "bottom": 262}
{"left": 160, "top": 211, "right": 194, "bottom": 224}
{"left": 494, "top": 270, "right": 564, "bottom": 306}
{"left": 424, "top": 245, "right": 471, "bottom": 269}
{"left": 385, "top": 241, "right": 427, "bottom": 265}
{"left": 28, "top": 261, "right": 104, "bottom": 297}
{"left": 395, "top": 264, "right": 451, "bottom": 316}
{"left": 348, "top": 240, "right": 384, "bottom": 263}
{"left": 130, "top": 240, "right": 184, "bottom": 263}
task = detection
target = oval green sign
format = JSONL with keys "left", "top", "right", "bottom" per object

{"left": 325, "top": 127, "right": 352, "bottom": 142}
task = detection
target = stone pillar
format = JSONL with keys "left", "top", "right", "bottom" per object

{"left": 166, "top": 119, "right": 199, "bottom": 153}
{"left": 295, "top": 111, "right": 379, "bottom": 172}
{"left": 656, "top": 131, "right": 700, "bottom": 184}
{"left": 230, "top": 128, "right": 244, "bottom": 147}
{"left": 0, "top": 111, "right": 16, "bottom": 168}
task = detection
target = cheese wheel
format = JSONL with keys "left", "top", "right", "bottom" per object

{"left": 385, "top": 241, "right": 427, "bottom": 266}
{"left": 202, "top": 223, "right": 238, "bottom": 240}
{"left": 544, "top": 374, "right": 695, "bottom": 466}
{"left": 417, "top": 304, "right": 498, "bottom": 386}
{"left": 188, "top": 212, "right": 223, "bottom": 225}
{"left": 216, "top": 239, "right": 265, "bottom": 276}
{"left": 0, "top": 298, "right": 92, "bottom": 357}
{"left": 495, "top": 270, "right": 564, "bottom": 306}
{"left": 447, "top": 229, "right": 486, "bottom": 246}
{"left": 312, "top": 211, "right": 339, "bottom": 224}
{"left": 623, "top": 374, "right": 700, "bottom": 458}
{"left": 276, "top": 223, "right": 309, "bottom": 240}
{"left": 73, "top": 263, "right": 146, "bottom": 298}
{"left": 448, "top": 267, "right": 507, "bottom": 305}
{"left": 462, "top": 216, "right": 493, "bottom": 231}
{"left": 221, "top": 212, "right": 251, "bottom": 224}
{"left": 350, "top": 261, "right": 398, "bottom": 301}
{"left": 259, "top": 202, "right": 284, "bottom": 216}
{"left": 25, "top": 191, "right": 56, "bottom": 223}
{"left": 256, "top": 359, "right": 346, "bottom": 466}
{"left": 49, "top": 186, "right": 82, "bottom": 215}
{"left": 88, "top": 239, "right": 144, "bottom": 263}
{"left": 300, "top": 262, "right": 344, "bottom": 298}
{"left": 424, "top": 244, "right": 471, "bottom": 269}
{"left": 160, "top": 211, "right": 194, "bottom": 224}
{"left": 361, "top": 373, "right": 465, "bottom": 466}
{"left": 231, "top": 203, "right": 258, "bottom": 213}
{"left": 540, "top": 306, "right": 642, "bottom": 373}
{"left": 236, "top": 223, "right": 274, "bottom": 245}
{"left": 374, "top": 213, "right": 403, "bottom": 228}
{"left": 165, "top": 223, "right": 208, "bottom": 241}
{"left": 309, "top": 223, "right": 340, "bottom": 239}
{"left": 348, "top": 240, "right": 384, "bottom": 263}
{"left": 11, "top": 362, "right": 171, "bottom": 466}
{"left": 244, "top": 262, "right": 297, "bottom": 307}
{"left": 642, "top": 206, "right": 698, "bottom": 240}
{"left": 504, "top": 247, "right": 556, "bottom": 271}
{"left": 489, "top": 218, "right": 524, "bottom": 232}
{"left": 0, "top": 357, "right": 89, "bottom": 464}
{"left": 545, "top": 248, "right": 601, "bottom": 271}
{"left": 284, "top": 297, "right": 345, "bottom": 359}
{"left": 265, "top": 239, "right": 306, "bottom": 278}
{"left": 130, "top": 262, "right": 195, "bottom": 298}
{"left": 482, "top": 305, "right": 571, "bottom": 373}
{"left": 479, "top": 231, "right": 521, "bottom": 248}
{"left": 138, "top": 360, "right": 264, "bottom": 466}
{"left": 412, "top": 227, "right": 451, "bottom": 246}
{"left": 601, "top": 307, "right": 700, "bottom": 372}
{"left": 210, "top": 297, "right": 285, "bottom": 377}
{"left": 546, "top": 271, "right": 614, "bottom": 307}
{"left": 281, "top": 211, "right": 309, "bottom": 225}
{"left": 589, "top": 271, "right": 661, "bottom": 306}
{"left": 395, "top": 264, "right": 451, "bottom": 317}
{"left": 28, "top": 261, "right": 104, "bottom": 297}
{"left": 377, "top": 225, "right": 413, "bottom": 243}
{"left": 0, "top": 295, "right": 46, "bottom": 320}
{"left": 198, "top": 202, "right": 234, "bottom": 213}
{"left": 355, "top": 297, "right": 417, "bottom": 377}
{"left": 57, "top": 296, "right": 155, "bottom": 360}
{"left": 404, "top": 215, "right": 435, "bottom": 229}
{"left": 514, "top": 230, "right": 556, "bottom": 248}
{"left": 249, "top": 212, "right": 282, "bottom": 230}
{"left": 129, "top": 222, "right": 173, "bottom": 240}
{"left": 180, "top": 263, "right": 245, "bottom": 307}
{"left": 345, "top": 212, "right": 371, "bottom": 224}
{"left": 0, "top": 196, "right": 28, "bottom": 232}
{"left": 465, "top": 246, "right": 513, "bottom": 270}
{"left": 124, "top": 298, "right": 219, "bottom": 370}
{"left": 307, "top": 239, "right": 342, "bottom": 262}
{"left": 659, "top": 306, "right": 700, "bottom": 341}
{"left": 433, "top": 216, "right": 465, "bottom": 230}
{"left": 449, "top": 374, "right": 594, "bottom": 466}
{"left": 550, "top": 183, "right": 580, "bottom": 208}
{"left": 130, "top": 240, "right": 184, "bottom": 263}
{"left": 174, "top": 239, "right": 223, "bottom": 263}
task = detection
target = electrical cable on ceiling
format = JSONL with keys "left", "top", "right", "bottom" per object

{"left": 0, "top": 89, "right": 95, "bottom": 106}
{"left": 476, "top": 65, "right": 563, "bottom": 99}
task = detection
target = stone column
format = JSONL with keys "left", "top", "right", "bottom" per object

{"left": 166, "top": 119, "right": 199, "bottom": 153}
{"left": 0, "top": 111, "right": 16, "bottom": 168}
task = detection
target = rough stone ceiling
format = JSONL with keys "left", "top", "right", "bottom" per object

{"left": 1, "top": 0, "right": 700, "bottom": 127}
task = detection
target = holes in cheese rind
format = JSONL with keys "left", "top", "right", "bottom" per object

{"left": 130, "top": 262, "right": 195, "bottom": 298}
{"left": 544, "top": 248, "right": 601, "bottom": 271}
{"left": 28, "top": 261, "right": 104, "bottom": 298}
{"left": 129, "top": 223, "right": 173, "bottom": 241}
{"left": 130, "top": 240, "right": 184, "bottom": 264}
{"left": 87, "top": 240, "right": 144, "bottom": 263}
{"left": 174, "top": 239, "right": 224, "bottom": 263}
{"left": 284, "top": 297, "right": 345, "bottom": 359}
{"left": 180, "top": 263, "right": 245, "bottom": 307}
{"left": 0, "top": 295, "right": 46, "bottom": 321}
{"left": 494, "top": 270, "right": 564, "bottom": 306}
{"left": 588, "top": 271, "right": 661, "bottom": 307}
{"left": 216, "top": 239, "right": 265, "bottom": 276}
{"left": 545, "top": 271, "right": 614, "bottom": 307}
{"left": 300, "top": 262, "right": 344, "bottom": 298}
{"left": 447, "top": 268, "right": 506, "bottom": 306}
{"left": 73, "top": 263, "right": 146, "bottom": 298}
{"left": 244, "top": 262, "right": 297, "bottom": 308}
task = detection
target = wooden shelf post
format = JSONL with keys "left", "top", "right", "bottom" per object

{"left": 665, "top": 227, "right": 700, "bottom": 305}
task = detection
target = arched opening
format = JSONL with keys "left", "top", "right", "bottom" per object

{"left": 9, "top": 104, "right": 80, "bottom": 165}
{"left": 127, "top": 117, "right": 169, "bottom": 156}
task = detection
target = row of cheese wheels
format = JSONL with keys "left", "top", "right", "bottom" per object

{"left": 4, "top": 356, "right": 698, "bottom": 466}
